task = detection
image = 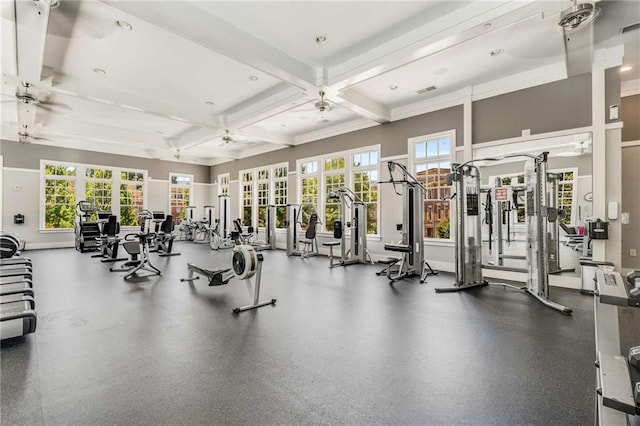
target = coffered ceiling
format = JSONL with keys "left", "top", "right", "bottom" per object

{"left": 1, "top": 0, "right": 638, "bottom": 165}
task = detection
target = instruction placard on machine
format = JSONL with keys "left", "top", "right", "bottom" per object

{"left": 494, "top": 187, "right": 509, "bottom": 201}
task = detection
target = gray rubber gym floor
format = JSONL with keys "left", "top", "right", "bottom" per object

{"left": 2, "top": 243, "right": 596, "bottom": 425}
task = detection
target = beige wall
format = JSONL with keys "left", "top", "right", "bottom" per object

{"left": 210, "top": 105, "right": 464, "bottom": 177}
{"left": 0, "top": 140, "right": 210, "bottom": 183}
{"left": 622, "top": 145, "right": 640, "bottom": 269}
{"left": 622, "top": 95, "right": 640, "bottom": 142}
{"left": 472, "top": 73, "right": 592, "bottom": 144}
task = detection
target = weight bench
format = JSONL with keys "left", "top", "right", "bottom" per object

{"left": 181, "top": 263, "right": 234, "bottom": 287}
{"left": 322, "top": 241, "right": 341, "bottom": 268}
{"left": 376, "top": 257, "right": 401, "bottom": 278}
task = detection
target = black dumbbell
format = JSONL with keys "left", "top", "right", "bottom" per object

{"left": 630, "top": 346, "right": 640, "bottom": 371}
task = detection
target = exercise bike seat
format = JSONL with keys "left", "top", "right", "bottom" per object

{"left": 122, "top": 241, "right": 141, "bottom": 255}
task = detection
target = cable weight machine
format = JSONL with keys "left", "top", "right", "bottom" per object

{"left": 326, "top": 188, "right": 372, "bottom": 266}
{"left": 435, "top": 152, "right": 572, "bottom": 315}
{"left": 377, "top": 161, "right": 438, "bottom": 283}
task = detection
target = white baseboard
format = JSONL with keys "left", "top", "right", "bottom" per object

{"left": 24, "top": 241, "right": 75, "bottom": 250}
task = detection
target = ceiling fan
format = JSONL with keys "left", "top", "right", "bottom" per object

{"left": 16, "top": 125, "right": 55, "bottom": 144}
{"left": 2, "top": 82, "right": 73, "bottom": 114}
{"left": 218, "top": 129, "right": 254, "bottom": 148}
{"left": 291, "top": 90, "right": 332, "bottom": 122}
{"left": 557, "top": 0, "right": 600, "bottom": 76}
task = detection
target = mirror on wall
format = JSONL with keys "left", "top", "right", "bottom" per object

{"left": 472, "top": 133, "right": 593, "bottom": 285}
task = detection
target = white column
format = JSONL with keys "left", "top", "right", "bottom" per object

{"left": 463, "top": 89, "right": 473, "bottom": 162}
{"left": 591, "top": 47, "right": 623, "bottom": 264}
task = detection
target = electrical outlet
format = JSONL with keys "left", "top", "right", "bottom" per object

{"left": 631, "top": 249, "right": 637, "bottom": 257}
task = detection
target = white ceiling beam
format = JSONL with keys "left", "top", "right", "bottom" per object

{"left": 1, "top": 1, "right": 18, "bottom": 76}
{"left": 235, "top": 126, "right": 295, "bottom": 147}
{"left": 294, "top": 118, "right": 379, "bottom": 146}
{"left": 38, "top": 116, "right": 167, "bottom": 147}
{"left": 103, "top": 0, "right": 318, "bottom": 90}
{"left": 13, "top": 0, "right": 50, "bottom": 82}
{"left": 9, "top": 0, "right": 52, "bottom": 128}
{"left": 225, "top": 84, "right": 307, "bottom": 131}
{"left": 170, "top": 126, "right": 220, "bottom": 150}
{"left": 327, "top": 0, "right": 540, "bottom": 91}
{"left": 326, "top": 88, "right": 390, "bottom": 123}
{"left": 34, "top": 71, "right": 221, "bottom": 130}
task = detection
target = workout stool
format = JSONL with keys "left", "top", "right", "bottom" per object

{"left": 322, "top": 241, "right": 341, "bottom": 268}
{"left": 376, "top": 257, "right": 400, "bottom": 278}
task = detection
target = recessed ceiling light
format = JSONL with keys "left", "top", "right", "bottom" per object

{"left": 205, "top": 101, "right": 216, "bottom": 106}
{"left": 433, "top": 67, "right": 448, "bottom": 75}
{"left": 280, "top": 123, "right": 286, "bottom": 127}
{"left": 315, "top": 35, "right": 327, "bottom": 44}
{"left": 116, "top": 20, "right": 132, "bottom": 30}
{"left": 389, "top": 84, "right": 398, "bottom": 90}
{"left": 156, "top": 131, "right": 164, "bottom": 135}
{"left": 490, "top": 49, "right": 504, "bottom": 57}
{"left": 93, "top": 68, "right": 106, "bottom": 74}
{"left": 248, "top": 75, "right": 259, "bottom": 81}
{"left": 483, "top": 22, "right": 492, "bottom": 28}
{"left": 620, "top": 66, "right": 633, "bottom": 72}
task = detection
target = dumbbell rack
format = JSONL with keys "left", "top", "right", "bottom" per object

{"left": 593, "top": 270, "right": 639, "bottom": 425}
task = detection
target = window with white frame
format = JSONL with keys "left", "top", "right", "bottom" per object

{"left": 120, "top": 170, "right": 145, "bottom": 226}
{"left": 410, "top": 132, "right": 454, "bottom": 239}
{"left": 241, "top": 171, "right": 254, "bottom": 226}
{"left": 41, "top": 161, "right": 147, "bottom": 230}
{"left": 297, "top": 146, "right": 380, "bottom": 235}
{"left": 43, "top": 163, "right": 78, "bottom": 229}
{"left": 256, "top": 168, "right": 270, "bottom": 227}
{"left": 323, "top": 156, "right": 346, "bottom": 231}
{"left": 273, "top": 165, "right": 288, "bottom": 228}
{"left": 218, "top": 173, "right": 230, "bottom": 196}
{"left": 239, "top": 163, "right": 289, "bottom": 228}
{"left": 299, "top": 160, "right": 319, "bottom": 227}
{"left": 352, "top": 150, "right": 379, "bottom": 234}
{"left": 169, "top": 173, "right": 193, "bottom": 222}
{"left": 85, "top": 167, "right": 113, "bottom": 221}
